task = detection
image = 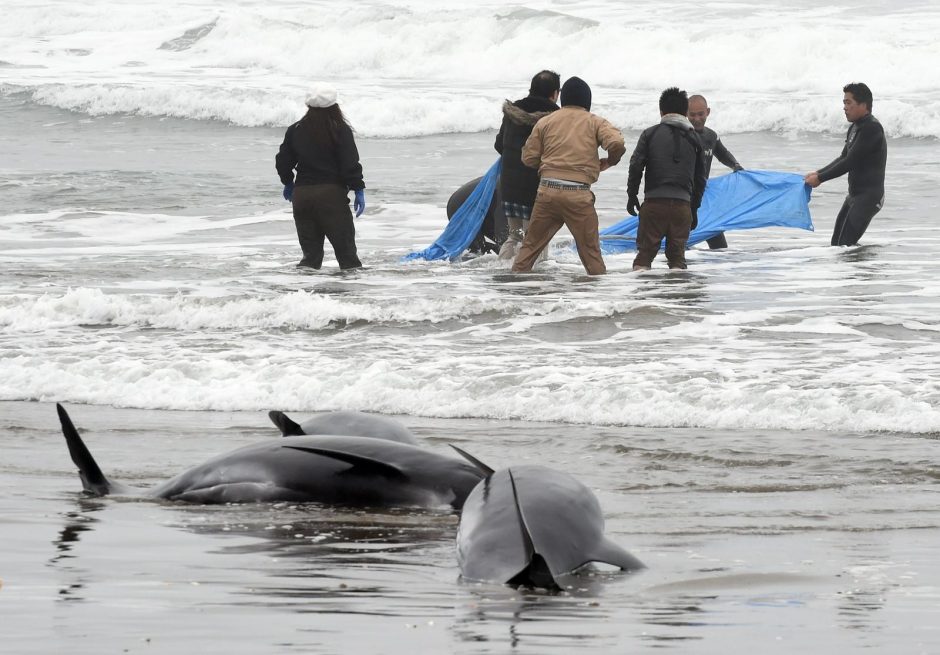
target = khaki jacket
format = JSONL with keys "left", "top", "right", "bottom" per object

{"left": 521, "top": 106, "right": 626, "bottom": 186}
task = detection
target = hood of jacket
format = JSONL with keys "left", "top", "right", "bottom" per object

{"left": 502, "top": 99, "right": 555, "bottom": 127}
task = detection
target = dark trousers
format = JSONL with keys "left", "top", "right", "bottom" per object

{"left": 512, "top": 186, "right": 606, "bottom": 275}
{"left": 831, "top": 191, "right": 883, "bottom": 246}
{"left": 291, "top": 184, "right": 361, "bottom": 269}
{"left": 633, "top": 198, "right": 692, "bottom": 269}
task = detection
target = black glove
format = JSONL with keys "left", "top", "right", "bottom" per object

{"left": 733, "top": 164, "right": 744, "bottom": 172}
{"left": 627, "top": 195, "right": 640, "bottom": 217}
{"left": 690, "top": 207, "right": 699, "bottom": 231}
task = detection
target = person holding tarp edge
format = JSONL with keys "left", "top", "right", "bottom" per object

{"left": 687, "top": 94, "right": 743, "bottom": 250}
{"left": 804, "top": 82, "right": 887, "bottom": 246}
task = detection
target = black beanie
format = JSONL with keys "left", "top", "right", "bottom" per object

{"left": 560, "top": 76, "right": 591, "bottom": 111}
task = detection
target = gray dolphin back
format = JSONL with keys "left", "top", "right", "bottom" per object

{"left": 268, "top": 410, "right": 419, "bottom": 445}
{"left": 457, "top": 465, "right": 644, "bottom": 587}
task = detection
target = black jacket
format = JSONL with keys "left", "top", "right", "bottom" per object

{"left": 276, "top": 119, "right": 365, "bottom": 190}
{"left": 817, "top": 113, "right": 886, "bottom": 196}
{"left": 696, "top": 126, "right": 741, "bottom": 178}
{"left": 627, "top": 116, "right": 707, "bottom": 209}
{"left": 494, "top": 95, "right": 559, "bottom": 206}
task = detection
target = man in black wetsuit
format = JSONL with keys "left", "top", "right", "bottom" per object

{"left": 805, "top": 82, "right": 887, "bottom": 246}
{"left": 687, "top": 94, "right": 743, "bottom": 250}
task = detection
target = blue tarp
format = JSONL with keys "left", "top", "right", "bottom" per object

{"left": 598, "top": 170, "right": 814, "bottom": 254}
{"left": 402, "top": 159, "right": 501, "bottom": 262}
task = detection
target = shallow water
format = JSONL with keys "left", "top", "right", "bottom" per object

{"left": 2, "top": 401, "right": 939, "bottom": 653}
{"left": 3, "top": 3, "right": 940, "bottom": 648}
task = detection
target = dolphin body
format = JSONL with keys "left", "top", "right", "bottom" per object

{"left": 455, "top": 464, "right": 645, "bottom": 588}
{"left": 268, "top": 410, "right": 418, "bottom": 445}
{"left": 57, "top": 404, "right": 483, "bottom": 508}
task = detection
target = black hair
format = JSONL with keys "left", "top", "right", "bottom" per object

{"left": 529, "top": 70, "right": 561, "bottom": 99}
{"left": 659, "top": 87, "right": 689, "bottom": 115}
{"left": 843, "top": 82, "right": 873, "bottom": 111}
{"left": 298, "top": 104, "right": 352, "bottom": 145}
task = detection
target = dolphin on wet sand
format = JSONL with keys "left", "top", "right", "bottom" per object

{"left": 455, "top": 462, "right": 645, "bottom": 589}
{"left": 268, "top": 409, "right": 418, "bottom": 445}
{"left": 57, "top": 404, "right": 483, "bottom": 508}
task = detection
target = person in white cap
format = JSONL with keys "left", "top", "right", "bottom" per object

{"left": 275, "top": 83, "right": 366, "bottom": 269}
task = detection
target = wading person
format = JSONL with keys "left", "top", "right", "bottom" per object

{"left": 494, "top": 70, "right": 561, "bottom": 259}
{"left": 511, "top": 76, "right": 625, "bottom": 275}
{"left": 687, "top": 94, "right": 744, "bottom": 250}
{"left": 276, "top": 83, "right": 366, "bottom": 269}
{"left": 627, "top": 87, "right": 707, "bottom": 271}
{"left": 804, "top": 82, "right": 887, "bottom": 247}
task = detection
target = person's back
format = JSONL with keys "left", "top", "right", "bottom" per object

{"left": 528, "top": 106, "right": 625, "bottom": 186}
{"left": 626, "top": 87, "right": 707, "bottom": 270}
{"left": 511, "top": 76, "right": 624, "bottom": 275}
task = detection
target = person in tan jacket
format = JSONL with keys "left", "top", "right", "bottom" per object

{"left": 511, "top": 76, "right": 626, "bottom": 275}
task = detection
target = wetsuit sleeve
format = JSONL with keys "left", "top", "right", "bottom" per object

{"left": 494, "top": 117, "right": 506, "bottom": 155}
{"left": 335, "top": 124, "right": 365, "bottom": 191}
{"left": 597, "top": 118, "right": 626, "bottom": 166}
{"left": 626, "top": 129, "right": 650, "bottom": 198}
{"left": 713, "top": 138, "right": 741, "bottom": 170}
{"left": 521, "top": 122, "right": 543, "bottom": 170}
{"left": 691, "top": 136, "right": 708, "bottom": 210}
{"left": 817, "top": 120, "right": 883, "bottom": 184}
{"left": 275, "top": 126, "right": 298, "bottom": 186}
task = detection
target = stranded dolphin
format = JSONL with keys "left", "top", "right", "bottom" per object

{"left": 268, "top": 410, "right": 419, "bottom": 445}
{"left": 57, "top": 404, "right": 483, "bottom": 508}
{"left": 455, "top": 460, "right": 645, "bottom": 589}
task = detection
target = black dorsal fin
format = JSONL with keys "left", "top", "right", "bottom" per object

{"left": 448, "top": 445, "right": 495, "bottom": 476}
{"left": 268, "top": 410, "right": 305, "bottom": 437}
{"left": 56, "top": 403, "right": 112, "bottom": 496}
{"left": 283, "top": 445, "right": 408, "bottom": 480}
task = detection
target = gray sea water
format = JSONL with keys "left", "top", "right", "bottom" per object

{"left": 1, "top": 89, "right": 939, "bottom": 653}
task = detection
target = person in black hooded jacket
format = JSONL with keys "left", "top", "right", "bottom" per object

{"left": 276, "top": 83, "right": 365, "bottom": 269}
{"left": 494, "top": 70, "right": 560, "bottom": 258}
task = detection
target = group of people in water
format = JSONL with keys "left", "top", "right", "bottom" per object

{"left": 275, "top": 73, "right": 887, "bottom": 274}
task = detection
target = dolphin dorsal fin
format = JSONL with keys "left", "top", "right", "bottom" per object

{"left": 268, "top": 410, "right": 305, "bottom": 437}
{"left": 56, "top": 403, "right": 112, "bottom": 496}
{"left": 448, "top": 445, "right": 495, "bottom": 476}
{"left": 283, "top": 445, "right": 408, "bottom": 480}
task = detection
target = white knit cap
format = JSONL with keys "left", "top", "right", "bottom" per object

{"left": 305, "top": 83, "right": 337, "bottom": 108}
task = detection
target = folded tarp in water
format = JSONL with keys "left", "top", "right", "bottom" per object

{"left": 598, "top": 170, "right": 814, "bottom": 254}
{"left": 403, "top": 159, "right": 501, "bottom": 262}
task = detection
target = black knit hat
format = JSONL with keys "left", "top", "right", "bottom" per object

{"left": 560, "top": 76, "right": 591, "bottom": 111}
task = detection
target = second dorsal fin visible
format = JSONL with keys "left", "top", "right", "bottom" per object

{"left": 268, "top": 410, "right": 305, "bottom": 437}
{"left": 283, "top": 445, "right": 408, "bottom": 480}
{"left": 448, "top": 444, "right": 495, "bottom": 476}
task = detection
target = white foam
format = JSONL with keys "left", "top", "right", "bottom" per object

{"left": 2, "top": 0, "right": 938, "bottom": 137}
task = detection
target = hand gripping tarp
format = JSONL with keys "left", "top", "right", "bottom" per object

{"left": 598, "top": 170, "right": 814, "bottom": 255}
{"left": 403, "top": 159, "right": 501, "bottom": 262}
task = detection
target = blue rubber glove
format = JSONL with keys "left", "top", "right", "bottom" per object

{"left": 282, "top": 182, "right": 294, "bottom": 202}
{"left": 354, "top": 189, "right": 365, "bottom": 217}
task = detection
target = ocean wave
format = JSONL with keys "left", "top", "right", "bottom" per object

{"left": 1, "top": 1, "right": 938, "bottom": 138}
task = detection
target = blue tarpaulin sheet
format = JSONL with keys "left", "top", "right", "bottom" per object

{"left": 403, "top": 159, "right": 501, "bottom": 262}
{"left": 598, "top": 170, "right": 814, "bottom": 254}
